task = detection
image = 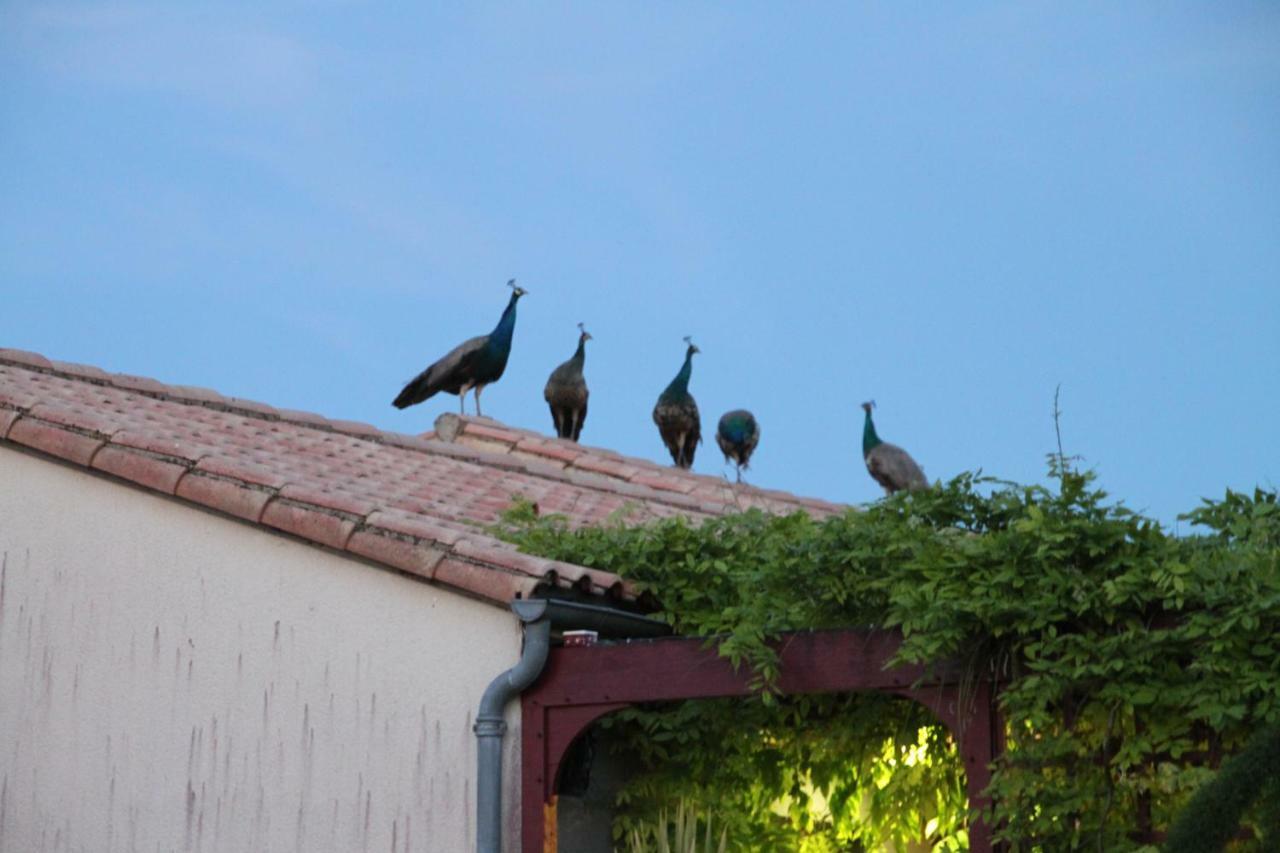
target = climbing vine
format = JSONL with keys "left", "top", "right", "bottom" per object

{"left": 497, "top": 470, "right": 1280, "bottom": 850}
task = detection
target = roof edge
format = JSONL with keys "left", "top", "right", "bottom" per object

{"left": 0, "top": 406, "right": 642, "bottom": 609}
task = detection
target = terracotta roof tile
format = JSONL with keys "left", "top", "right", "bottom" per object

{"left": 363, "top": 509, "right": 471, "bottom": 546}
{"left": 346, "top": 530, "right": 446, "bottom": 581}
{"left": 451, "top": 538, "right": 547, "bottom": 577}
{"left": 461, "top": 422, "right": 523, "bottom": 445}
{"left": 379, "top": 432, "right": 437, "bottom": 453}
{"left": 273, "top": 407, "right": 332, "bottom": 427}
{"left": 91, "top": 445, "right": 187, "bottom": 495}
{"left": 513, "top": 437, "right": 583, "bottom": 463}
{"left": 28, "top": 401, "right": 122, "bottom": 436}
{"left": 278, "top": 483, "right": 379, "bottom": 518}
{"left": 433, "top": 557, "right": 541, "bottom": 604}
{"left": 261, "top": 499, "right": 357, "bottom": 551}
{"left": 630, "top": 472, "right": 696, "bottom": 495}
{"left": 0, "top": 409, "right": 20, "bottom": 439}
{"left": 169, "top": 384, "right": 228, "bottom": 405}
{"left": 195, "top": 454, "right": 292, "bottom": 490}
{"left": 0, "top": 372, "right": 45, "bottom": 411}
{"left": 109, "top": 373, "right": 171, "bottom": 395}
{"left": 571, "top": 455, "right": 643, "bottom": 480}
{"left": 0, "top": 348, "right": 53, "bottom": 370}
{"left": 175, "top": 472, "right": 272, "bottom": 523}
{"left": 324, "top": 418, "right": 383, "bottom": 438}
{"left": 0, "top": 349, "right": 846, "bottom": 608}
{"left": 7, "top": 417, "right": 105, "bottom": 466}
{"left": 110, "top": 430, "right": 205, "bottom": 461}
{"left": 223, "top": 397, "right": 279, "bottom": 417}
{"left": 49, "top": 360, "right": 112, "bottom": 381}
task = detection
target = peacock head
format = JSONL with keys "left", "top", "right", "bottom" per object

{"left": 683, "top": 335, "right": 700, "bottom": 357}
{"left": 577, "top": 322, "right": 592, "bottom": 343}
{"left": 507, "top": 279, "right": 527, "bottom": 299}
{"left": 860, "top": 400, "right": 876, "bottom": 415}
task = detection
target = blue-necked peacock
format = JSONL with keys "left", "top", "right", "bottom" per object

{"left": 716, "top": 409, "right": 759, "bottom": 483}
{"left": 861, "top": 400, "right": 928, "bottom": 494}
{"left": 543, "top": 323, "right": 591, "bottom": 442}
{"left": 392, "top": 280, "right": 526, "bottom": 417}
{"left": 652, "top": 337, "right": 701, "bottom": 469}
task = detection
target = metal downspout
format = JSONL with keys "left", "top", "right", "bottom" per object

{"left": 475, "top": 599, "right": 551, "bottom": 853}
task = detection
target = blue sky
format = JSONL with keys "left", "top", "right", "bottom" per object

{"left": 2, "top": 2, "right": 1277, "bottom": 526}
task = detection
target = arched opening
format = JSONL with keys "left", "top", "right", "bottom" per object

{"left": 522, "top": 629, "right": 1001, "bottom": 852}
{"left": 552, "top": 694, "right": 975, "bottom": 851}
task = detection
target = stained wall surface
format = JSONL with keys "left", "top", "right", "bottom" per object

{"left": 0, "top": 445, "right": 524, "bottom": 852}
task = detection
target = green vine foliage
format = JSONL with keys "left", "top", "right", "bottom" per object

{"left": 496, "top": 469, "right": 1280, "bottom": 850}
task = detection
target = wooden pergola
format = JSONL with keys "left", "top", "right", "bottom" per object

{"left": 521, "top": 628, "right": 1003, "bottom": 852}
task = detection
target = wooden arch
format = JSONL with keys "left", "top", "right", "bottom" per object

{"left": 521, "top": 629, "right": 1002, "bottom": 852}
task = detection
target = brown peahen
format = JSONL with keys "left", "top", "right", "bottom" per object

{"left": 543, "top": 323, "right": 591, "bottom": 442}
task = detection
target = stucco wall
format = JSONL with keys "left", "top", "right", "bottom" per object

{"left": 0, "top": 445, "right": 524, "bottom": 853}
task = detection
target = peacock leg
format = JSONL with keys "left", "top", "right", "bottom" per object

{"left": 458, "top": 390, "right": 467, "bottom": 415}
{"left": 474, "top": 385, "right": 484, "bottom": 418}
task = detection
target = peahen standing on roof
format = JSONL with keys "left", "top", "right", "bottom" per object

{"left": 543, "top": 323, "right": 591, "bottom": 442}
{"left": 716, "top": 409, "right": 759, "bottom": 483}
{"left": 652, "top": 338, "right": 701, "bottom": 469}
{"left": 392, "top": 280, "right": 526, "bottom": 417}
{"left": 861, "top": 401, "right": 928, "bottom": 494}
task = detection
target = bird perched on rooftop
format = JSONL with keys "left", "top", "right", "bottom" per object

{"left": 392, "top": 280, "right": 526, "bottom": 417}
{"left": 652, "top": 337, "right": 701, "bottom": 469}
{"left": 716, "top": 409, "right": 759, "bottom": 483}
{"left": 861, "top": 401, "right": 928, "bottom": 495}
{"left": 544, "top": 323, "right": 591, "bottom": 442}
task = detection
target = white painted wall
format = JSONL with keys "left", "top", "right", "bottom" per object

{"left": 0, "top": 445, "right": 525, "bottom": 853}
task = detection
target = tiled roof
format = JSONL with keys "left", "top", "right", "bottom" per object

{"left": 425, "top": 413, "right": 845, "bottom": 520}
{"left": 0, "top": 348, "right": 845, "bottom": 609}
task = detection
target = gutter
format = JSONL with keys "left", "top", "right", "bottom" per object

{"left": 474, "top": 597, "right": 670, "bottom": 853}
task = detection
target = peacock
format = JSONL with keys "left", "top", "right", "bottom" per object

{"left": 652, "top": 337, "right": 701, "bottom": 469}
{"left": 716, "top": 409, "right": 759, "bottom": 483}
{"left": 543, "top": 323, "right": 591, "bottom": 442}
{"left": 861, "top": 400, "right": 928, "bottom": 494}
{"left": 392, "top": 280, "right": 526, "bottom": 417}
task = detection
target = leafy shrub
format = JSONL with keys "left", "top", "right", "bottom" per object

{"left": 498, "top": 473, "right": 1280, "bottom": 850}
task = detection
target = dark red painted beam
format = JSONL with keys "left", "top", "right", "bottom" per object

{"left": 527, "top": 630, "right": 965, "bottom": 707}
{"left": 521, "top": 628, "right": 1001, "bottom": 852}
